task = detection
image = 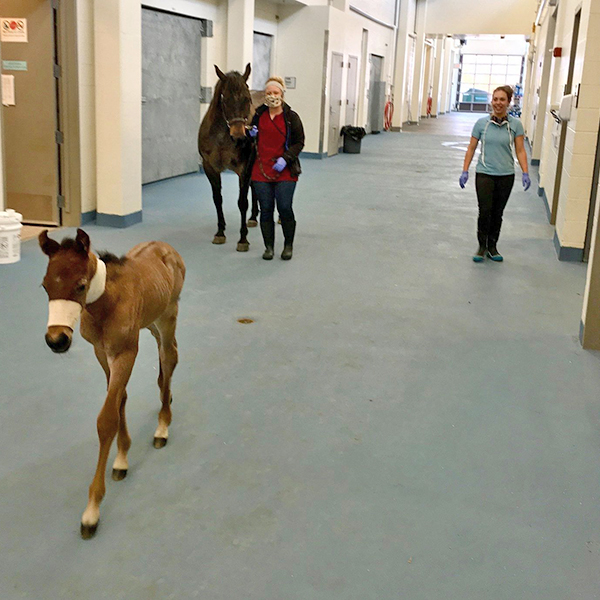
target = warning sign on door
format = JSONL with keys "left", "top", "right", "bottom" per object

{"left": 1, "top": 19, "right": 28, "bottom": 43}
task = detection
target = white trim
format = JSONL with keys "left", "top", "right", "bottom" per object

{"left": 86, "top": 258, "right": 106, "bottom": 305}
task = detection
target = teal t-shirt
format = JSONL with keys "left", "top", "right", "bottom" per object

{"left": 471, "top": 115, "right": 524, "bottom": 176}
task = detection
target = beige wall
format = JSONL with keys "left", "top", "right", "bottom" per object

{"left": 425, "top": 0, "right": 538, "bottom": 35}
{"left": 531, "top": 0, "right": 600, "bottom": 250}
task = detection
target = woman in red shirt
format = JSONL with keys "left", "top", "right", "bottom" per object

{"left": 248, "top": 77, "right": 305, "bottom": 260}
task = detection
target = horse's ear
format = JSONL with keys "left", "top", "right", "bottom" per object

{"left": 75, "top": 228, "right": 90, "bottom": 255}
{"left": 39, "top": 230, "right": 60, "bottom": 257}
{"left": 215, "top": 65, "right": 226, "bottom": 81}
{"left": 243, "top": 63, "right": 251, "bottom": 82}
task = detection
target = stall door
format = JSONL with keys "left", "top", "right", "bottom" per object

{"left": 345, "top": 55, "right": 358, "bottom": 126}
{"left": 142, "top": 9, "right": 202, "bottom": 184}
{"left": 1, "top": 0, "right": 60, "bottom": 224}
{"left": 252, "top": 32, "right": 273, "bottom": 91}
{"left": 369, "top": 54, "right": 384, "bottom": 133}
{"left": 328, "top": 53, "right": 344, "bottom": 157}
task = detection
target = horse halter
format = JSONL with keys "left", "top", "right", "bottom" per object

{"left": 220, "top": 93, "right": 248, "bottom": 128}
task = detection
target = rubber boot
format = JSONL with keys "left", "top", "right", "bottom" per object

{"left": 487, "top": 238, "right": 503, "bottom": 262}
{"left": 280, "top": 219, "right": 296, "bottom": 260}
{"left": 260, "top": 221, "right": 275, "bottom": 260}
{"left": 473, "top": 232, "right": 487, "bottom": 263}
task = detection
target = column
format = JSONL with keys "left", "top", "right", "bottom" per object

{"left": 227, "top": 0, "right": 255, "bottom": 82}
{"left": 409, "top": 0, "right": 427, "bottom": 124}
{"left": 94, "top": 0, "right": 142, "bottom": 227}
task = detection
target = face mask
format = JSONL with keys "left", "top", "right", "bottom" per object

{"left": 265, "top": 93, "right": 283, "bottom": 108}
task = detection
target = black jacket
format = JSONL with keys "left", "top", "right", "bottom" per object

{"left": 251, "top": 103, "right": 305, "bottom": 177}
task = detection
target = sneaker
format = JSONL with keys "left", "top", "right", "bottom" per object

{"left": 472, "top": 246, "right": 486, "bottom": 262}
{"left": 486, "top": 246, "right": 503, "bottom": 262}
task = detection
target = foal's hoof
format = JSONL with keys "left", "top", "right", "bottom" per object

{"left": 80, "top": 522, "right": 98, "bottom": 540}
{"left": 112, "top": 468, "right": 128, "bottom": 481}
{"left": 212, "top": 235, "right": 226, "bottom": 245}
{"left": 248, "top": 219, "right": 258, "bottom": 228}
{"left": 154, "top": 437, "right": 168, "bottom": 449}
{"left": 237, "top": 242, "right": 250, "bottom": 252}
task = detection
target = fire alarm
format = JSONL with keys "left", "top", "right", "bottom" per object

{"left": 553, "top": 47, "right": 562, "bottom": 57}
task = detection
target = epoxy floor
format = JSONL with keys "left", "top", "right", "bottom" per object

{"left": 1, "top": 112, "right": 599, "bottom": 599}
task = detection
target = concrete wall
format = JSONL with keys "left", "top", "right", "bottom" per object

{"left": 425, "top": 0, "right": 538, "bottom": 35}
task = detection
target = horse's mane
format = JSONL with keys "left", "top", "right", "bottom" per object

{"left": 57, "top": 236, "right": 127, "bottom": 265}
{"left": 98, "top": 251, "right": 127, "bottom": 265}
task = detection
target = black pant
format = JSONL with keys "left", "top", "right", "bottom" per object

{"left": 475, "top": 173, "right": 515, "bottom": 244}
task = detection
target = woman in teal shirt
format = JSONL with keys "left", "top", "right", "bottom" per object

{"left": 459, "top": 85, "right": 530, "bottom": 262}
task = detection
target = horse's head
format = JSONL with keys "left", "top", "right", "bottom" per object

{"left": 39, "top": 228, "right": 104, "bottom": 353}
{"left": 215, "top": 63, "right": 252, "bottom": 140}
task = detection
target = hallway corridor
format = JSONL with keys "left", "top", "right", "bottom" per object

{"left": 1, "top": 113, "right": 599, "bottom": 599}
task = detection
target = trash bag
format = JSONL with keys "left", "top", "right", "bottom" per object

{"left": 340, "top": 126, "right": 367, "bottom": 141}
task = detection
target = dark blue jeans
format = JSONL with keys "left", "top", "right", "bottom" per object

{"left": 252, "top": 181, "right": 297, "bottom": 223}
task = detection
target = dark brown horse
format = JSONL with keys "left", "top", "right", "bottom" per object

{"left": 198, "top": 64, "right": 259, "bottom": 251}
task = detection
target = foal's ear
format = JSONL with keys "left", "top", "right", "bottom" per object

{"left": 75, "top": 228, "right": 91, "bottom": 255}
{"left": 243, "top": 63, "right": 251, "bottom": 82}
{"left": 39, "top": 230, "right": 60, "bottom": 257}
{"left": 215, "top": 65, "right": 226, "bottom": 81}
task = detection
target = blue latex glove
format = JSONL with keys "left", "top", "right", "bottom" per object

{"left": 459, "top": 171, "right": 469, "bottom": 189}
{"left": 522, "top": 173, "right": 531, "bottom": 191}
{"left": 273, "top": 157, "right": 287, "bottom": 173}
{"left": 247, "top": 125, "right": 258, "bottom": 138}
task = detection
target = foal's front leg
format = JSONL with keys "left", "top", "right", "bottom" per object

{"left": 81, "top": 347, "right": 138, "bottom": 539}
{"left": 94, "top": 346, "right": 131, "bottom": 482}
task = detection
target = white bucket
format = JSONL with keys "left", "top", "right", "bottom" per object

{"left": 0, "top": 209, "right": 23, "bottom": 265}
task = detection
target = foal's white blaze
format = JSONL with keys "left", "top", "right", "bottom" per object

{"left": 47, "top": 300, "right": 82, "bottom": 329}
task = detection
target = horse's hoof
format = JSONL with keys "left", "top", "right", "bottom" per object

{"left": 248, "top": 219, "right": 258, "bottom": 228}
{"left": 112, "top": 468, "right": 127, "bottom": 481}
{"left": 237, "top": 242, "right": 250, "bottom": 252}
{"left": 81, "top": 522, "right": 98, "bottom": 540}
{"left": 212, "top": 236, "right": 226, "bottom": 245}
{"left": 154, "top": 437, "right": 168, "bottom": 449}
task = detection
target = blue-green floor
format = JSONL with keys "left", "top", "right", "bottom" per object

{"left": 1, "top": 113, "right": 599, "bottom": 599}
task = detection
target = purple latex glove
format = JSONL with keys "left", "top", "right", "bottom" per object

{"left": 522, "top": 173, "right": 531, "bottom": 191}
{"left": 247, "top": 125, "right": 258, "bottom": 138}
{"left": 273, "top": 157, "right": 287, "bottom": 172}
{"left": 459, "top": 171, "right": 469, "bottom": 189}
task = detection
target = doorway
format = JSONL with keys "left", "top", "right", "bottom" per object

{"left": 327, "top": 52, "right": 344, "bottom": 157}
{"left": 345, "top": 55, "right": 358, "bottom": 127}
{"left": 2, "top": 0, "right": 61, "bottom": 224}
{"left": 551, "top": 9, "right": 581, "bottom": 224}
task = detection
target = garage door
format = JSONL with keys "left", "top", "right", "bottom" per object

{"left": 142, "top": 8, "right": 203, "bottom": 184}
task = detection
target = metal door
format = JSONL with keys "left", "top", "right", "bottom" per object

{"left": 1, "top": 0, "right": 60, "bottom": 224}
{"left": 369, "top": 54, "right": 384, "bottom": 133}
{"left": 345, "top": 55, "right": 358, "bottom": 126}
{"left": 252, "top": 32, "right": 273, "bottom": 91}
{"left": 142, "top": 9, "right": 202, "bottom": 184}
{"left": 328, "top": 52, "right": 344, "bottom": 157}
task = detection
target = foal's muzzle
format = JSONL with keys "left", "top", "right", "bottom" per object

{"left": 45, "top": 327, "right": 73, "bottom": 353}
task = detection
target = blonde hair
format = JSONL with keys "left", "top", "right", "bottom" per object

{"left": 265, "top": 76, "right": 286, "bottom": 93}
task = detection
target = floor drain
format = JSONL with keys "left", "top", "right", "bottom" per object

{"left": 237, "top": 318, "right": 254, "bottom": 324}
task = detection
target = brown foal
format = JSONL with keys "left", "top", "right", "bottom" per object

{"left": 39, "top": 229, "right": 186, "bottom": 539}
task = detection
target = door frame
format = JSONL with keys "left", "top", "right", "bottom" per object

{"left": 58, "top": 0, "right": 82, "bottom": 227}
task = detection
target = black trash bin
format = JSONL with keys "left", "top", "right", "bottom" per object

{"left": 340, "top": 126, "right": 366, "bottom": 154}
